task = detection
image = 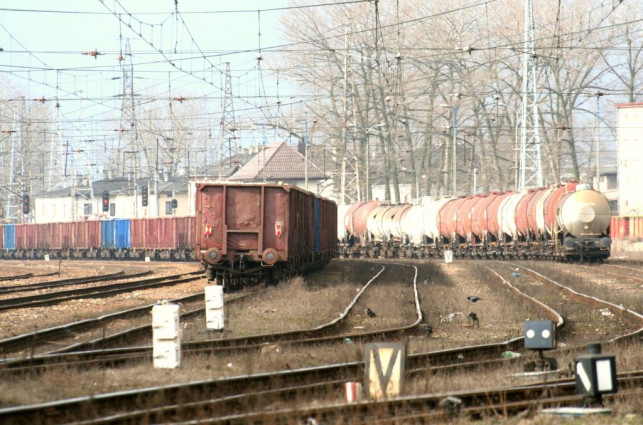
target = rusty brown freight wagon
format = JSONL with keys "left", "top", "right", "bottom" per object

{"left": 195, "top": 183, "right": 337, "bottom": 287}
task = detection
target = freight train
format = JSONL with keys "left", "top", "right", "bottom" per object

{"left": 0, "top": 217, "right": 196, "bottom": 261}
{"left": 0, "top": 182, "right": 338, "bottom": 288}
{"left": 195, "top": 183, "right": 337, "bottom": 286}
{"left": 340, "top": 182, "right": 612, "bottom": 261}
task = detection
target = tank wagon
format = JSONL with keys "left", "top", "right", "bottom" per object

{"left": 340, "top": 183, "right": 611, "bottom": 261}
{"left": 0, "top": 217, "right": 195, "bottom": 260}
{"left": 196, "top": 182, "right": 337, "bottom": 287}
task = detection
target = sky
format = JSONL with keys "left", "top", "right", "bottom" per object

{"left": 0, "top": 0, "right": 300, "bottom": 180}
{"left": 0, "top": 0, "right": 289, "bottom": 96}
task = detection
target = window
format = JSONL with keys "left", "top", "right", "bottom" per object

{"left": 84, "top": 203, "right": 92, "bottom": 214}
{"left": 165, "top": 201, "right": 173, "bottom": 215}
{"left": 109, "top": 203, "right": 115, "bottom": 217}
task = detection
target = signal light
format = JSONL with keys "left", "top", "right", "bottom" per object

{"left": 22, "top": 194, "right": 30, "bottom": 214}
{"left": 141, "top": 185, "right": 148, "bottom": 207}
{"left": 102, "top": 191, "right": 109, "bottom": 212}
{"left": 171, "top": 199, "right": 178, "bottom": 209}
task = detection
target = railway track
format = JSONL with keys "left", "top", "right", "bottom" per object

{"left": 0, "top": 271, "right": 143, "bottom": 294}
{"left": 0, "top": 259, "right": 640, "bottom": 424}
{"left": 0, "top": 271, "right": 203, "bottom": 312}
{"left": 0, "top": 264, "right": 404, "bottom": 370}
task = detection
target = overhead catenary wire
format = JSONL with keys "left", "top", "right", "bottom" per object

{"left": 0, "top": 1, "right": 636, "bottom": 183}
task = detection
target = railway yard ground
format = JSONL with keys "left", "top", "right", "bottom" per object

{"left": 0, "top": 258, "right": 640, "bottom": 424}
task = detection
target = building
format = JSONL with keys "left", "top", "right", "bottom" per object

{"left": 616, "top": 103, "right": 643, "bottom": 215}
{"left": 228, "top": 141, "right": 332, "bottom": 197}
{"left": 29, "top": 140, "right": 333, "bottom": 223}
{"left": 32, "top": 175, "right": 194, "bottom": 223}
{"left": 597, "top": 170, "right": 617, "bottom": 215}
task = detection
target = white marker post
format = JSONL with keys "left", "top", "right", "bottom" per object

{"left": 152, "top": 301, "right": 181, "bottom": 368}
{"left": 205, "top": 284, "right": 225, "bottom": 330}
{"left": 444, "top": 249, "right": 453, "bottom": 263}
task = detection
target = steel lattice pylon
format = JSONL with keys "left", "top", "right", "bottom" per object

{"left": 220, "top": 62, "right": 239, "bottom": 173}
{"left": 519, "top": 0, "right": 543, "bottom": 189}
{"left": 118, "top": 38, "right": 138, "bottom": 175}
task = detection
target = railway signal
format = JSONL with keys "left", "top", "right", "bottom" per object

{"left": 574, "top": 343, "right": 617, "bottom": 405}
{"left": 141, "top": 185, "right": 148, "bottom": 207}
{"left": 22, "top": 194, "right": 30, "bottom": 214}
{"left": 102, "top": 191, "right": 109, "bottom": 212}
{"left": 523, "top": 320, "right": 558, "bottom": 371}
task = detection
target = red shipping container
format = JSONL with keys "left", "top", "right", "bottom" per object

{"left": 72, "top": 220, "right": 101, "bottom": 249}
{"left": 175, "top": 217, "right": 195, "bottom": 249}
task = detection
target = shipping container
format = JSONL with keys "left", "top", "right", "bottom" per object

{"left": 102, "top": 219, "right": 131, "bottom": 249}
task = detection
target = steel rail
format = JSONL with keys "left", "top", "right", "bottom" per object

{"left": 0, "top": 271, "right": 152, "bottom": 294}
{"left": 0, "top": 271, "right": 203, "bottom": 311}
{"left": 0, "top": 266, "right": 388, "bottom": 369}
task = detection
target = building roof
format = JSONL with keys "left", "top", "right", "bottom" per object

{"left": 228, "top": 141, "right": 328, "bottom": 182}
{"left": 34, "top": 176, "right": 190, "bottom": 198}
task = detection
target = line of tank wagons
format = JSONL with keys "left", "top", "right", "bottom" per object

{"left": 340, "top": 182, "right": 612, "bottom": 261}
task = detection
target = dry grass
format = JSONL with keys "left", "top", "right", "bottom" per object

{"left": 0, "top": 259, "right": 640, "bottom": 425}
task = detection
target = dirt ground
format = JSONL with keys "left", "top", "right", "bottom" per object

{"left": 0, "top": 258, "right": 640, "bottom": 423}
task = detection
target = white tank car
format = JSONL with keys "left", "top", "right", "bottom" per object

{"left": 367, "top": 205, "right": 396, "bottom": 242}
{"left": 400, "top": 203, "right": 426, "bottom": 245}
{"left": 381, "top": 205, "right": 412, "bottom": 242}
{"left": 498, "top": 191, "right": 528, "bottom": 240}
{"left": 556, "top": 184, "right": 611, "bottom": 238}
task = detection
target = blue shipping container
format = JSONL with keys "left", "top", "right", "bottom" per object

{"left": 101, "top": 219, "right": 131, "bottom": 249}
{"left": 4, "top": 224, "right": 15, "bottom": 250}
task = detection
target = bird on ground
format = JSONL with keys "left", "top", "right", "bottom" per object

{"left": 424, "top": 324, "right": 433, "bottom": 336}
{"left": 467, "top": 296, "right": 482, "bottom": 303}
{"left": 365, "top": 307, "right": 376, "bottom": 318}
{"left": 468, "top": 312, "right": 479, "bottom": 327}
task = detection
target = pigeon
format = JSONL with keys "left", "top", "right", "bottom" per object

{"left": 467, "top": 296, "right": 482, "bottom": 303}
{"left": 424, "top": 324, "right": 433, "bottom": 336}
{"left": 365, "top": 307, "right": 376, "bottom": 318}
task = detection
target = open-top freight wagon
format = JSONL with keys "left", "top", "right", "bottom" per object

{"left": 0, "top": 217, "right": 195, "bottom": 260}
{"left": 196, "top": 183, "right": 337, "bottom": 287}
